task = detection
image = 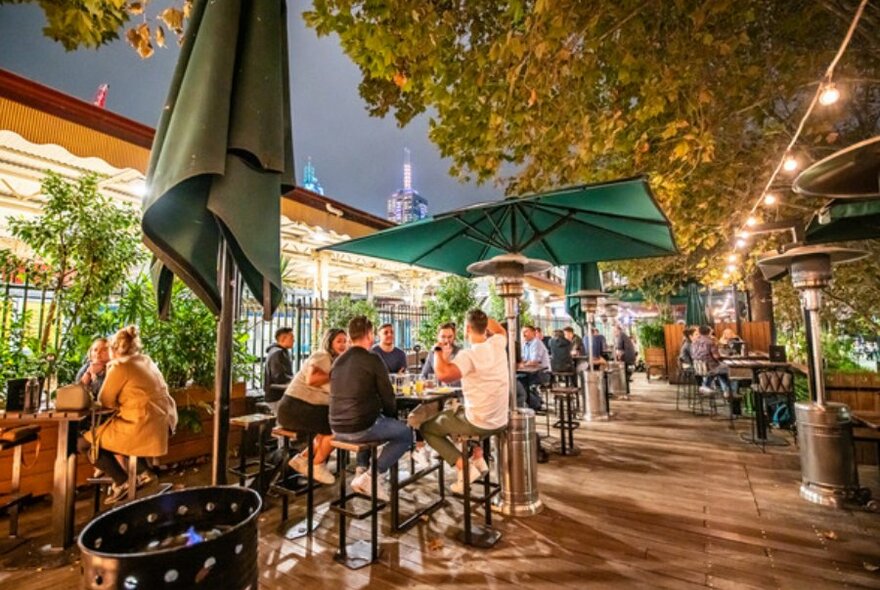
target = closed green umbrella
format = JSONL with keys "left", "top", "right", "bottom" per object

{"left": 322, "top": 176, "right": 677, "bottom": 273}
{"left": 565, "top": 262, "right": 603, "bottom": 327}
{"left": 805, "top": 198, "right": 880, "bottom": 244}
{"left": 685, "top": 282, "right": 708, "bottom": 326}
{"left": 143, "top": 0, "right": 294, "bottom": 483}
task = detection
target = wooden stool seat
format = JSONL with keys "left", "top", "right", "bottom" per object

{"left": 271, "top": 428, "right": 327, "bottom": 540}
{"left": 550, "top": 386, "right": 579, "bottom": 395}
{"left": 272, "top": 427, "right": 298, "bottom": 439}
{"left": 231, "top": 413, "right": 275, "bottom": 427}
{"left": 330, "top": 439, "right": 382, "bottom": 453}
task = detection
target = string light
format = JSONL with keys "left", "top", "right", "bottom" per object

{"left": 726, "top": 264, "right": 737, "bottom": 273}
{"left": 745, "top": 216, "right": 757, "bottom": 227}
{"left": 819, "top": 81, "right": 840, "bottom": 106}
{"left": 737, "top": 230, "right": 751, "bottom": 239}
{"left": 728, "top": 0, "right": 868, "bottom": 264}
{"left": 727, "top": 254, "right": 738, "bottom": 263}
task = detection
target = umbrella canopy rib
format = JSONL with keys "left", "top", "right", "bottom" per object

{"left": 532, "top": 201, "right": 670, "bottom": 226}
{"left": 451, "top": 216, "right": 507, "bottom": 249}
{"left": 480, "top": 208, "right": 513, "bottom": 250}
{"left": 540, "top": 206, "right": 674, "bottom": 253}
{"left": 516, "top": 202, "right": 562, "bottom": 265}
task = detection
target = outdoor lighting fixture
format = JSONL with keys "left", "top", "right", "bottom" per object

{"left": 735, "top": 238, "right": 747, "bottom": 248}
{"left": 727, "top": 254, "right": 738, "bottom": 263}
{"left": 758, "top": 245, "right": 876, "bottom": 511}
{"left": 745, "top": 216, "right": 757, "bottom": 227}
{"left": 726, "top": 264, "right": 737, "bottom": 273}
{"left": 783, "top": 154, "right": 799, "bottom": 172}
{"left": 763, "top": 193, "right": 777, "bottom": 205}
{"left": 737, "top": 230, "right": 750, "bottom": 239}
{"left": 818, "top": 81, "right": 840, "bottom": 106}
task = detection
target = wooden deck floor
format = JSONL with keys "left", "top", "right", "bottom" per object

{"left": 2, "top": 376, "right": 879, "bottom": 589}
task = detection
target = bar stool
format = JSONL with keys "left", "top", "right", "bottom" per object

{"left": 389, "top": 443, "right": 445, "bottom": 533}
{"left": 270, "top": 427, "right": 327, "bottom": 539}
{"left": 0, "top": 426, "right": 40, "bottom": 553}
{"left": 88, "top": 455, "right": 171, "bottom": 511}
{"left": 551, "top": 386, "right": 580, "bottom": 455}
{"left": 228, "top": 413, "right": 276, "bottom": 498}
{"left": 692, "top": 360, "right": 718, "bottom": 417}
{"left": 675, "top": 362, "right": 695, "bottom": 411}
{"left": 452, "top": 433, "right": 502, "bottom": 548}
{"left": 329, "top": 440, "right": 386, "bottom": 570}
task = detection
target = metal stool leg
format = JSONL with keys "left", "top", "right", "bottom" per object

{"left": 336, "top": 450, "right": 348, "bottom": 560}
{"left": 370, "top": 445, "right": 379, "bottom": 563}
{"left": 127, "top": 455, "right": 138, "bottom": 502}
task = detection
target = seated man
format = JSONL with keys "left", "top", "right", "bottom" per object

{"left": 518, "top": 325, "right": 551, "bottom": 399}
{"left": 563, "top": 326, "right": 584, "bottom": 356}
{"left": 372, "top": 323, "right": 408, "bottom": 374}
{"left": 263, "top": 327, "right": 294, "bottom": 414}
{"left": 330, "top": 316, "right": 412, "bottom": 501}
{"left": 420, "top": 322, "right": 461, "bottom": 386}
{"left": 421, "top": 310, "right": 509, "bottom": 493}
{"left": 691, "top": 325, "right": 736, "bottom": 398}
{"left": 549, "top": 329, "right": 574, "bottom": 373}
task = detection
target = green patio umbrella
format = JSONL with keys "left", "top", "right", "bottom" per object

{"left": 143, "top": 0, "right": 294, "bottom": 483}
{"left": 794, "top": 136, "right": 880, "bottom": 199}
{"left": 565, "top": 262, "right": 603, "bottom": 327}
{"left": 322, "top": 176, "right": 678, "bottom": 274}
{"left": 805, "top": 198, "right": 880, "bottom": 244}
{"left": 684, "top": 282, "right": 708, "bottom": 326}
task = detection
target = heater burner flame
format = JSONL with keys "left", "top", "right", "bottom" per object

{"left": 185, "top": 526, "right": 205, "bottom": 546}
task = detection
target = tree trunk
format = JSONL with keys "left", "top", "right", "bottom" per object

{"left": 749, "top": 270, "right": 776, "bottom": 343}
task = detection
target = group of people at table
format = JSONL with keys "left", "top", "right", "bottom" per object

{"left": 70, "top": 313, "right": 640, "bottom": 507}
{"left": 678, "top": 325, "right": 745, "bottom": 400}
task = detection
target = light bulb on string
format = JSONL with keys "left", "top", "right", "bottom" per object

{"left": 783, "top": 153, "right": 799, "bottom": 173}
{"left": 818, "top": 81, "right": 840, "bottom": 106}
{"left": 745, "top": 216, "right": 757, "bottom": 227}
{"left": 727, "top": 253, "right": 738, "bottom": 263}
{"left": 763, "top": 193, "right": 777, "bottom": 206}
{"left": 726, "top": 264, "right": 737, "bottom": 273}
{"left": 737, "top": 230, "right": 750, "bottom": 239}
{"left": 735, "top": 238, "right": 747, "bottom": 249}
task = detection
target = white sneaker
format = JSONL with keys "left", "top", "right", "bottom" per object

{"left": 698, "top": 385, "right": 715, "bottom": 395}
{"left": 351, "top": 470, "right": 390, "bottom": 502}
{"left": 472, "top": 456, "right": 489, "bottom": 476}
{"left": 105, "top": 482, "right": 129, "bottom": 505}
{"left": 288, "top": 454, "right": 309, "bottom": 476}
{"left": 135, "top": 472, "right": 154, "bottom": 489}
{"left": 354, "top": 466, "right": 367, "bottom": 477}
{"left": 413, "top": 446, "right": 434, "bottom": 471}
{"left": 450, "top": 459, "right": 484, "bottom": 494}
{"left": 312, "top": 462, "right": 336, "bottom": 485}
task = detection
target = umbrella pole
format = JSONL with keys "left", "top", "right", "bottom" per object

{"left": 212, "top": 239, "right": 238, "bottom": 485}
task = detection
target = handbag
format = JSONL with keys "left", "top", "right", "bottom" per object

{"left": 54, "top": 383, "right": 93, "bottom": 411}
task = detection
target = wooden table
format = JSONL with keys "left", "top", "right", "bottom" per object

{"left": 0, "top": 409, "right": 107, "bottom": 549}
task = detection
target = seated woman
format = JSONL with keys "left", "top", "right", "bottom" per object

{"left": 76, "top": 337, "right": 110, "bottom": 399}
{"left": 277, "top": 328, "right": 348, "bottom": 485}
{"left": 719, "top": 328, "right": 744, "bottom": 356}
{"left": 78, "top": 325, "right": 177, "bottom": 505}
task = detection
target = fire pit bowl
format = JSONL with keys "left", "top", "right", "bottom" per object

{"left": 78, "top": 486, "right": 261, "bottom": 590}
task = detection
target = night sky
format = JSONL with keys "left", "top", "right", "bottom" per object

{"left": 0, "top": 0, "right": 498, "bottom": 218}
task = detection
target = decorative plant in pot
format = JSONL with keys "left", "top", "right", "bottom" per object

{"left": 636, "top": 319, "right": 668, "bottom": 379}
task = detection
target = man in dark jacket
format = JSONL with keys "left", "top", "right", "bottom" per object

{"left": 263, "top": 327, "right": 294, "bottom": 413}
{"left": 549, "top": 330, "right": 574, "bottom": 373}
{"left": 330, "top": 315, "right": 411, "bottom": 501}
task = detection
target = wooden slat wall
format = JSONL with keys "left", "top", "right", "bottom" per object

{"left": 664, "top": 321, "right": 772, "bottom": 383}
{"left": 826, "top": 371, "right": 880, "bottom": 466}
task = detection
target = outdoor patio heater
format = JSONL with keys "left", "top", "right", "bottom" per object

{"left": 468, "top": 253, "right": 549, "bottom": 516}
{"left": 79, "top": 486, "right": 261, "bottom": 589}
{"left": 572, "top": 289, "right": 610, "bottom": 420}
{"left": 758, "top": 245, "right": 875, "bottom": 510}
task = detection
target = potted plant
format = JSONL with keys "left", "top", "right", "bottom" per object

{"left": 637, "top": 319, "right": 667, "bottom": 380}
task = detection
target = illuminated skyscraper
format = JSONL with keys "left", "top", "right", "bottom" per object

{"left": 386, "top": 148, "right": 428, "bottom": 224}
{"left": 303, "top": 157, "right": 324, "bottom": 195}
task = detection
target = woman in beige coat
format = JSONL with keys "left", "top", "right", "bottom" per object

{"left": 79, "top": 325, "right": 177, "bottom": 504}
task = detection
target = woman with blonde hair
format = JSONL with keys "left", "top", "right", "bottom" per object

{"left": 79, "top": 325, "right": 177, "bottom": 504}
{"left": 277, "top": 328, "right": 348, "bottom": 484}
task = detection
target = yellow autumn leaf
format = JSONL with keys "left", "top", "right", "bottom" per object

{"left": 159, "top": 7, "right": 185, "bottom": 34}
{"left": 127, "top": 2, "right": 145, "bottom": 15}
{"left": 155, "top": 25, "right": 166, "bottom": 48}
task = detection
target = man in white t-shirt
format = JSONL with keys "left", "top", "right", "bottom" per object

{"left": 420, "top": 309, "right": 509, "bottom": 493}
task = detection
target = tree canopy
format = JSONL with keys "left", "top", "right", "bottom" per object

{"left": 303, "top": 0, "right": 880, "bottom": 293}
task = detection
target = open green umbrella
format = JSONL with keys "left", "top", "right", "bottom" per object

{"left": 143, "top": 0, "right": 294, "bottom": 483}
{"left": 322, "top": 176, "right": 677, "bottom": 274}
{"left": 805, "top": 198, "right": 880, "bottom": 244}
{"left": 684, "top": 282, "right": 708, "bottom": 326}
{"left": 565, "top": 262, "right": 603, "bottom": 327}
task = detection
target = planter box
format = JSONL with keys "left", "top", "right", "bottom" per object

{"left": 645, "top": 347, "right": 667, "bottom": 380}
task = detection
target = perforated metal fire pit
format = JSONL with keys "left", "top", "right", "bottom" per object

{"left": 78, "top": 486, "right": 261, "bottom": 590}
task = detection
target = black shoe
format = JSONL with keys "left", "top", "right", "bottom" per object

{"left": 537, "top": 448, "right": 549, "bottom": 464}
